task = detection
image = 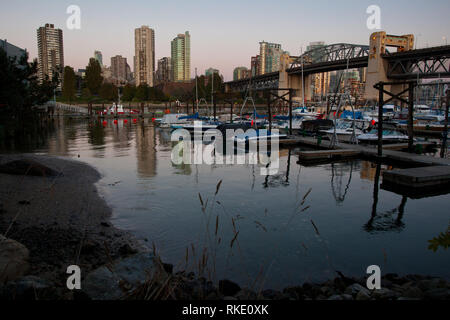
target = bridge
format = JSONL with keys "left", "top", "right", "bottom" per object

{"left": 224, "top": 31, "right": 450, "bottom": 101}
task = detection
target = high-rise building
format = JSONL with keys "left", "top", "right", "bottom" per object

{"left": 37, "top": 23, "right": 64, "bottom": 84}
{"left": 94, "top": 51, "right": 103, "bottom": 67}
{"left": 233, "top": 67, "right": 249, "bottom": 81}
{"left": 0, "top": 39, "right": 27, "bottom": 60}
{"left": 111, "top": 55, "right": 128, "bottom": 85}
{"left": 251, "top": 56, "right": 260, "bottom": 77}
{"left": 135, "top": 26, "right": 155, "bottom": 87}
{"left": 171, "top": 31, "right": 191, "bottom": 82}
{"left": 259, "top": 41, "right": 285, "bottom": 74}
{"left": 156, "top": 57, "right": 172, "bottom": 84}
{"left": 205, "top": 68, "right": 219, "bottom": 77}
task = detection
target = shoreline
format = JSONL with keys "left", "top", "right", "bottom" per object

{"left": 0, "top": 154, "right": 143, "bottom": 294}
{"left": 0, "top": 154, "right": 448, "bottom": 300}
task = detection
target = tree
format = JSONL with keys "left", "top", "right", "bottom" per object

{"left": 135, "top": 84, "right": 149, "bottom": 101}
{"left": 99, "top": 83, "right": 118, "bottom": 102}
{"left": 122, "top": 84, "right": 136, "bottom": 101}
{"left": 0, "top": 48, "right": 57, "bottom": 117}
{"left": 85, "top": 58, "right": 103, "bottom": 95}
{"left": 62, "top": 66, "right": 76, "bottom": 102}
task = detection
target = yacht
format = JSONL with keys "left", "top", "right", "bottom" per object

{"left": 357, "top": 129, "right": 411, "bottom": 144}
{"left": 322, "top": 120, "right": 364, "bottom": 143}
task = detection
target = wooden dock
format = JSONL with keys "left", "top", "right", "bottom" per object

{"left": 383, "top": 166, "right": 450, "bottom": 188}
{"left": 285, "top": 135, "right": 450, "bottom": 189}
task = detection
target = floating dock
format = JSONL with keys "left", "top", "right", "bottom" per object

{"left": 287, "top": 135, "right": 450, "bottom": 190}
{"left": 383, "top": 166, "right": 450, "bottom": 188}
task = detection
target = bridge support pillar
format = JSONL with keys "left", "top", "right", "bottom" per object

{"left": 365, "top": 31, "right": 414, "bottom": 101}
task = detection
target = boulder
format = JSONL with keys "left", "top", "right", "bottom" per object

{"left": 218, "top": 279, "right": 241, "bottom": 296}
{"left": 0, "top": 235, "right": 30, "bottom": 284}
{"left": 82, "top": 252, "right": 155, "bottom": 300}
{"left": 0, "top": 159, "right": 59, "bottom": 177}
{"left": 345, "top": 283, "right": 370, "bottom": 297}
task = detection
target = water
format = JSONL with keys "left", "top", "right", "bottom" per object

{"left": 1, "top": 118, "right": 449, "bottom": 289}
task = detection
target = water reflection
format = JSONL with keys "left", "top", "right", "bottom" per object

{"left": 365, "top": 162, "right": 407, "bottom": 233}
{"left": 1, "top": 119, "right": 449, "bottom": 288}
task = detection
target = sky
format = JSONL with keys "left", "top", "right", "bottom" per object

{"left": 1, "top": 0, "right": 449, "bottom": 81}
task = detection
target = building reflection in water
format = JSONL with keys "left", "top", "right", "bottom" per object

{"left": 135, "top": 120, "right": 157, "bottom": 178}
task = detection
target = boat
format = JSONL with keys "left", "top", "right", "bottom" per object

{"left": 357, "top": 129, "right": 412, "bottom": 144}
{"left": 159, "top": 113, "right": 189, "bottom": 128}
{"left": 322, "top": 120, "right": 364, "bottom": 143}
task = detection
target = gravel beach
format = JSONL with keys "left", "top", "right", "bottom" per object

{"left": 0, "top": 154, "right": 142, "bottom": 290}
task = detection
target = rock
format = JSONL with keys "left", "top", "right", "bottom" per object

{"left": 162, "top": 263, "right": 173, "bottom": 274}
{"left": 261, "top": 289, "right": 283, "bottom": 300}
{"left": 223, "top": 296, "right": 237, "bottom": 300}
{"left": 320, "top": 286, "right": 335, "bottom": 296}
{"left": 82, "top": 252, "right": 155, "bottom": 300}
{"left": 218, "top": 279, "right": 241, "bottom": 296}
{"left": 355, "top": 290, "right": 371, "bottom": 300}
{"left": 341, "top": 294, "right": 353, "bottom": 300}
{"left": 400, "top": 285, "right": 423, "bottom": 299}
{"left": 235, "top": 289, "right": 257, "bottom": 300}
{"left": 327, "top": 294, "right": 344, "bottom": 300}
{"left": 118, "top": 244, "right": 138, "bottom": 256}
{"left": 283, "top": 287, "right": 301, "bottom": 300}
{"left": 418, "top": 278, "right": 447, "bottom": 291}
{"left": 0, "top": 235, "right": 30, "bottom": 284}
{"left": 371, "top": 288, "right": 398, "bottom": 300}
{"left": 1, "top": 276, "right": 58, "bottom": 300}
{"left": 345, "top": 283, "right": 370, "bottom": 296}
{"left": 423, "top": 288, "right": 449, "bottom": 300}
{"left": 0, "top": 160, "right": 59, "bottom": 177}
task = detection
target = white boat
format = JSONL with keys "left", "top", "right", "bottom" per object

{"left": 159, "top": 113, "right": 189, "bottom": 128}
{"left": 357, "top": 129, "right": 411, "bottom": 143}
{"left": 234, "top": 130, "right": 287, "bottom": 143}
{"left": 323, "top": 121, "right": 364, "bottom": 143}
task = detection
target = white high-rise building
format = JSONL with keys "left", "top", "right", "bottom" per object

{"left": 37, "top": 23, "right": 64, "bottom": 84}
{"left": 135, "top": 26, "right": 155, "bottom": 86}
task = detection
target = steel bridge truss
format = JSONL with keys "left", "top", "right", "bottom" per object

{"left": 384, "top": 45, "right": 450, "bottom": 80}
{"left": 289, "top": 43, "right": 370, "bottom": 70}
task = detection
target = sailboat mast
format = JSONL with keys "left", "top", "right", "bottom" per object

{"left": 195, "top": 68, "right": 199, "bottom": 113}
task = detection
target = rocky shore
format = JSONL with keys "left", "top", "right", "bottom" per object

{"left": 0, "top": 154, "right": 448, "bottom": 300}
{"left": 0, "top": 154, "right": 142, "bottom": 299}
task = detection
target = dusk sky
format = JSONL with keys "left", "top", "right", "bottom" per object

{"left": 1, "top": 0, "right": 449, "bottom": 81}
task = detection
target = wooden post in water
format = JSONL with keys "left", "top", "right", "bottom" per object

{"left": 288, "top": 90, "right": 293, "bottom": 136}
{"left": 267, "top": 93, "right": 272, "bottom": 131}
{"left": 378, "top": 82, "right": 384, "bottom": 157}
{"left": 408, "top": 82, "right": 415, "bottom": 152}
{"left": 230, "top": 99, "right": 234, "bottom": 123}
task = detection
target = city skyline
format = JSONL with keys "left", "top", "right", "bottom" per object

{"left": 1, "top": 0, "right": 450, "bottom": 81}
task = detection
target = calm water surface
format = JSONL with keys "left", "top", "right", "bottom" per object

{"left": 2, "top": 118, "right": 449, "bottom": 289}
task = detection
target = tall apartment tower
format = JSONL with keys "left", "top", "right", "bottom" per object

{"left": 259, "top": 41, "right": 283, "bottom": 75}
{"left": 171, "top": 31, "right": 191, "bottom": 82}
{"left": 94, "top": 50, "right": 103, "bottom": 67}
{"left": 37, "top": 23, "right": 64, "bottom": 84}
{"left": 111, "top": 55, "right": 128, "bottom": 85}
{"left": 156, "top": 57, "right": 172, "bottom": 84}
{"left": 135, "top": 26, "right": 155, "bottom": 87}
